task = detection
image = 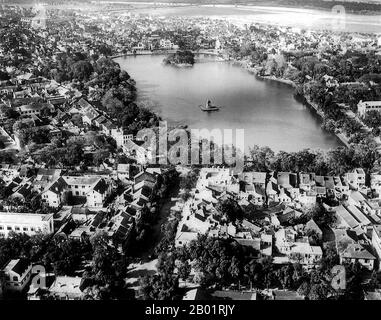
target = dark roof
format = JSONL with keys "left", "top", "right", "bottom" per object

{"left": 135, "top": 197, "right": 148, "bottom": 207}
{"left": 13, "top": 176, "right": 22, "bottom": 184}
{"left": 93, "top": 179, "right": 108, "bottom": 194}
{"left": 136, "top": 185, "right": 152, "bottom": 198}
{"left": 91, "top": 211, "right": 105, "bottom": 227}
{"left": 77, "top": 98, "right": 92, "bottom": 109}
{"left": 235, "top": 238, "right": 261, "bottom": 251}
{"left": 11, "top": 259, "right": 30, "bottom": 276}
{"left": 48, "top": 177, "right": 68, "bottom": 194}
{"left": 37, "top": 168, "right": 60, "bottom": 177}
{"left": 120, "top": 216, "right": 133, "bottom": 228}
{"left": 14, "top": 184, "right": 33, "bottom": 198}
{"left": 134, "top": 171, "right": 156, "bottom": 185}
{"left": 125, "top": 206, "right": 137, "bottom": 216}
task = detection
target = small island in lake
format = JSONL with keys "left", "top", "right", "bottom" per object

{"left": 163, "top": 50, "right": 195, "bottom": 67}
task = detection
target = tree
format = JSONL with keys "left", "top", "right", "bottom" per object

{"left": 178, "top": 260, "right": 191, "bottom": 281}
{"left": 93, "top": 149, "right": 110, "bottom": 166}
{"left": 64, "top": 142, "right": 84, "bottom": 166}
{"left": 70, "top": 60, "right": 93, "bottom": 81}
{"left": 89, "top": 231, "right": 121, "bottom": 284}
{"left": 0, "top": 70, "right": 10, "bottom": 80}
{"left": 309, "top": 203, "right": 337, "bottom": 229}
{"left": 216, "top": 198, "right": 244, "bottom": 223}
{"left": 363, "top": 110, "right": 381, "bottom": 129}
{"left": 247, "top": 145, "right": 274, "bottom": 171}
{"left": 140, "top": 274, "right": 179, "bottom": 300}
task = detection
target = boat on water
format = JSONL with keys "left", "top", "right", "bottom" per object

{"left": 199, "top": 100, "right": 220, "bottom": 112}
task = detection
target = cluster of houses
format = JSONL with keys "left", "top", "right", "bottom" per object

{"left": 0, "top": 69, "right": 152, "bottom": 164}
{"left": 0, "top": 163, "right": 169, "bottom": 298}
{"left": 174, "top": 167, "right": 381, "bottom": 273}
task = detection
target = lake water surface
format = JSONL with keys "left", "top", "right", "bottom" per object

{"left": 116, "top": 55, "right": 342, "bottom": 152}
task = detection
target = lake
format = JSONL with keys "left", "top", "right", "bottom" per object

{"left": 115, "top": 55, "right": 342, "bottom": 152}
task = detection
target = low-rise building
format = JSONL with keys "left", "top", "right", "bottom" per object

{"left": 0, "top": 212, "right": 54, "bottom": 237}
{"left": 2, "top": 259, "right": 32, "bottom": 292}
{"left": 340, "top": 243, "right": 376, "bottom": 270}
{"left": 357, "top": 100, "right": 381, "bottom": 117}
{"left": 48, "top": 276, "right": 83, "bottom": 300}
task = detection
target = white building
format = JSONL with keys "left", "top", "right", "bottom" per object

{"left": 357, "top": 100, "right": 381, "bottom": 117}
{"left": 48, "top": 276, "right": 83, "bottom": 300}
{"left": 42, "top": 176, "right": 111, "bottom": 208}
{"left": 0, "top": 212, "right": 54, "bottom": 237}
{"left": 111, "top": 128, "right": 133, "bottom": 148}
{"left": 2, "top": 259, "right": 33, "bottom": 292}
{"left": 196, "top": 168, "right": 236, "bottom": 191}
{"left": 159, "top": 39, "right": 173, "bottom": 49}
{"left": 345, "top": 168, "right": 366, "bottom": 190}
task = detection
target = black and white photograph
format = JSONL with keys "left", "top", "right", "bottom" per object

{"left": 0, "top": 0, "right": 381, "bottom": 308}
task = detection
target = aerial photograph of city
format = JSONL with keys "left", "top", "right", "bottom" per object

{"left": 0, "top": 0, "right": 381, "bottom": 310}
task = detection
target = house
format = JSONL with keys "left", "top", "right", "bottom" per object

{"left": 345, "top": 205, "right": 371, "bottom": 227}
{"left": 79, "top": 99, "right": 99, "bottom": 126}
{"left": 277, "top": 207, "right": 303, "bottom": 224}
{"left": 266, "top": 181, "right": 279, "bottom": 203}
{"left": 275, "top": 228, "right": 297, "bottom": 255}
{"left": 299, "top": 173, "right": 316, "bottom": 191}
{"left": 196, "top": 168, "right": 235, "bottom": 191}
{"left": 48, "top": 276, "right": 83, "bottom": 300}
{"left": 123, "top": 139, "right": 153, "bottom": 164}
{"left": 175, "top": 230, "right": 198, "bottom": 247}
{"left": 34, "top": 168, "right": 62, "bottom": 193}
{"left": 17, "top": 102, "right": 53, "bottom": 116}
{"left": 345, "top": 169, "right": 366, "bottom": 190}
{"left": 305, "top": 219, "right": 323, "bottom": 240}
{"left": 111, "top": 128, "right": 134, "bottom": 148}
{"left": 87, "top": 178, "right": 110, "bottom": 208}
{"left": 42, "top": 177, "right": 68, "bottom": 207}
{"left": 340, "top": 243, "right": 376, "bottom": 270}
{"left": 116, "top": 163, "right": 131, "bottom": 182}
{"left": 371, "top": 172, "right": 381, "bottom": 195}
{"left": 134, "top": 171, "right": 157, "bottom": 186}
{"left": 2, "top": 259, "right": 32, "bottom": 292}
{"left": 298, "top": 189, "right": 317, "bottom": 206}
{"left": 277, "top": 172, "right": 298, "bottom": 190}
{"left": 365, "top": 289, "right": 381, "bottom": 300}
{"left": 289, "top": 242, "right": 323, "bottom": 266}
{"left": 240, "top": 172, "right": 266, "bottom": 186}
{"left": 357, "top": 100, "right": 381, "bottom": 117}
{"left": 348, "top": 190, "right": 367, "bottom": 207}
{"left": 159, "top": 39, "right": 174, "bottom": 49}
{"left": 0, "top": 212, "right": 54, "bottom": 237}
{"left": 275, "top": 228, "right": 322, "bottom": 265}
{"left": 335, "top": 205, "right": 360, "bottom": 230}
{"left": 9, "top": 183, "right": 34, "bottom": 202}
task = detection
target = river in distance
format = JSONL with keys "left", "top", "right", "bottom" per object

{"left": 129, "top": 4, "right": 381, "bottom": 34}
{"left": 116, "top": 55, "right": 342, "bottom": 153}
